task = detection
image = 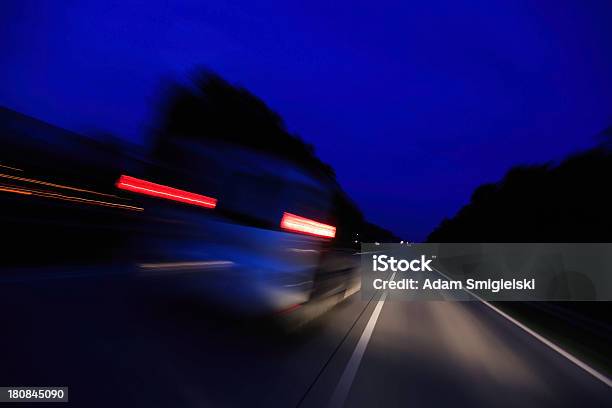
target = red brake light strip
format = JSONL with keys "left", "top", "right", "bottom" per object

{"left": 116, "top": 175, "right": 217, "bottom": 208}
{"left": 280, "top": 212, "right": 336, "bottom": 238}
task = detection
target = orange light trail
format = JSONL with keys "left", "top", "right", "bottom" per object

{"left": 0, "top": 173, "right": 119, "bottom": 198}
{"left": 0, "top": 184, "right": 143, "bottom": 211}
{"left": 0, "top": 186, "right": 32, "bottom": 195}
{"left": 0, "top": 164, "right": 23, "bottom": 172}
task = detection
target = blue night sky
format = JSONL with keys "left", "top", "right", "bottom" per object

{"left": 2, "top": 1, "right": 612, "bottom": 240}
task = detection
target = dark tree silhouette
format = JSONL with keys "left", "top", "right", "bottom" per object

{"left": 427, "top": 129, "right": 612, "bottom": 242}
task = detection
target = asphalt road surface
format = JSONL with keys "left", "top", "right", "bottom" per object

{"left": 0, "top": 269, "right": 610, "bottom": 407}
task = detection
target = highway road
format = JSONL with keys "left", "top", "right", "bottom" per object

{"left": 0, "top": 269, "right": 610, "bottom": 407}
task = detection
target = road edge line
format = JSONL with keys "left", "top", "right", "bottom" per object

{"left": 432, "top": 267, "right": 612, "bottom": 388}
{"left": 479, "top": 299, "right": 612, "bottom": 388}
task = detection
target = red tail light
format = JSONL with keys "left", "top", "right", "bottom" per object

{"left": 116, "top": 175, "right": 217, "bottom": 209}
{"left": 280, "top": 212, "right": 336, "bottom": 238}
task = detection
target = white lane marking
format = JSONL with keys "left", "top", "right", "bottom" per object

{"left": 138, "top": 261, "right": 234, "bottom": 275}
{"left": 139, "top": 261, "right": 234, "bottom": 269}
{"left": 432, "top": 267, "right": 612, "bottom": 388}
{"left": 329, "top": 272, "right": 395, "bottom": 408}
